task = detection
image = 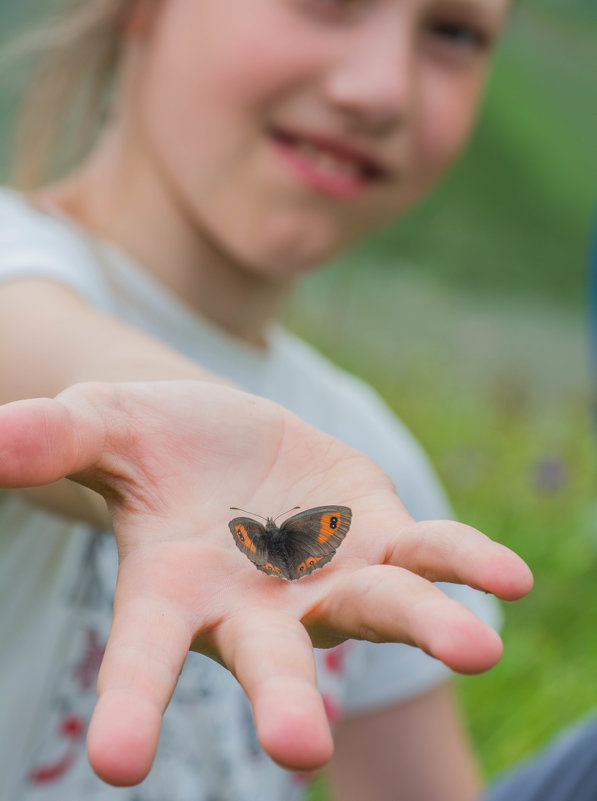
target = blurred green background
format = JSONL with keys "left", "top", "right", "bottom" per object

{"left": 1, "top": 0, "right": 596, "bottom": 796}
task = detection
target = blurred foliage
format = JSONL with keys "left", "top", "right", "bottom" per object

{"left": 399, "top": 375, "right": 597, "bottom": 778}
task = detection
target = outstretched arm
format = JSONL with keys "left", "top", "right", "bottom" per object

{"left": 0, "top": 277, "right": 225, "bottom": 524}
{"left": 0, "top": 279, "right": 533, "bottom": 786}
{"left": 0, "top": 379, "right": 532, "bottom": 785}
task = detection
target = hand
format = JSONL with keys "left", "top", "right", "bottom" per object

{"left": 0, "top": 381, "right": 533, "bottom": 786}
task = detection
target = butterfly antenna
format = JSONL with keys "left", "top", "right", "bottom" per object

{"left": 274, "top": 506, "right": 301, "bottom": 523}
{"left": 229, "top": 506, "right": 268, "bottom": 522}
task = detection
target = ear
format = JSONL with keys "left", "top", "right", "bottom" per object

{"left": 120, "top": 0, "right": 160, "bottom": 38}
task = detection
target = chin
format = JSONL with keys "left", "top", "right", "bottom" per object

{"left": 270, "top": 246, "right": 338, "bottom": 278}
{"left": 240, "top": 211, "right": 344, "bottom": 276}
{"left": 237, "top": 235, "right": 341, "bottom": 280}
{"left": 240, "top": 251, "right": 327, "bottom": 283}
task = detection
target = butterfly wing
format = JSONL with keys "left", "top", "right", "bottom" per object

{"left": 229, "top": 516, "right": 287, "bottom": 579}
{"left": 229, "top": 517, "right": 269, "bottom": 565}
{"left": 280, "top": 506, "right": 352, "bottom": 580}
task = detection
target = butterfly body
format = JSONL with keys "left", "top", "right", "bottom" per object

{"left": 229, "top": 505, "right": 352, "bottom": 581}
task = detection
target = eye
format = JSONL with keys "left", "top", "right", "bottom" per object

{"left": 426, "top": 18, "right": 494, "bottom": 57}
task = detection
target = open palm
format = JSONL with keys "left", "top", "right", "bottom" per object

{"left": 0, "top": 380, "right": 532, "bottom": 786}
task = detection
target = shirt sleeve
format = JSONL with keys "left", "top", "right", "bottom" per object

{"left": 0, "top": 189, "right": 111, "bottom": 307}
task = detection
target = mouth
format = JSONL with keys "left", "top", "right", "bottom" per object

{"left": 268, "top": 126, "right": 391, "bottom": 198}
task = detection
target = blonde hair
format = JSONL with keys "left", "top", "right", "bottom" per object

{"left": 3, "top": 0, "right": 133, "bottom": 189}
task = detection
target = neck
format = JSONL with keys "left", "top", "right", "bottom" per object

{"left": 36, "top": 126, "right": 291, "bottom": 348}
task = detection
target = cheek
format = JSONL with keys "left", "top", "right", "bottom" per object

{"left": 200, "top": 24, "right": 318, "bottom": 110}
{"left": 411, "top": 74, "right": 486, "bottom": 196}
{"left": 134, "top": 0, "right": 332, "bottom": 257}
{"left": 139, "top": 2, "right": 321, "bottom": 152}
{"left": 133, "top": 3, "right": 338, "bottom": 272}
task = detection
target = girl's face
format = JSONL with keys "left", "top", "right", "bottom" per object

{"left": 127, "top": 0, "right": 510, "bottom": 277}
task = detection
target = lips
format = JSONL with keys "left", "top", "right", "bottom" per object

{"left": 268, "top": 125, "right": 390, "bottom": 197}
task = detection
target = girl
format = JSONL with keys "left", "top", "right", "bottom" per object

{"left": 0, "top": 1, "right": 531, "bottom": 799}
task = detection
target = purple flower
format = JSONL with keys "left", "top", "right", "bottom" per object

{"left": 531, "top": 455, "right": 569, "bottom": 493}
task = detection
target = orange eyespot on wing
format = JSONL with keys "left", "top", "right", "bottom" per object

{"left": 296, "top": 555, "right": 324, "bottom": 575}
{"left": 235, "top": 523, "right": 256, "bottom": 552}
{"left": 256, "top": 561, "right": 284, "bottom": 578}
{"left": 293, "top": 552, "right": 338, "bottom": 579}
{"left": 317, "top": 512, "right": 343, "bottom": 544}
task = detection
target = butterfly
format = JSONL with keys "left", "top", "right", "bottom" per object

{"left": 228, "top": 505, "right": 352, "bottom": 581}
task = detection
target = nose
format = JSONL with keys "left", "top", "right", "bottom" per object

{"left": 321, "top": 17, "right": 415, "bottom": 137}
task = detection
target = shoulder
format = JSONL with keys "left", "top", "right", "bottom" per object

{"left": 0, "top": 187, "right": 81, "bottom": 250}
{"left": 272, "top": 329, "right": 452, "bottom": 521}
{"left": 273, "top": 327, "right": 405, "bottom": 430}
{"left": 0, "top": 187, "right": 110, "bottom": 305}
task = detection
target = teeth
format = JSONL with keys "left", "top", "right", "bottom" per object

{"left": 296, "top": 140, "right": 364, "bottom": 179}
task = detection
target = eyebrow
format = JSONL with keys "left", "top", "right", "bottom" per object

{"left": 433, "top": 0, "right": 512, "bottom": 22}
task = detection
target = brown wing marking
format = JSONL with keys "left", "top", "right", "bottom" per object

{"left": 228, "top": 517, "right": 268, "bottom": 565}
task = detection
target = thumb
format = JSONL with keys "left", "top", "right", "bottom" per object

{"left": 0, "top": 389, "right": 105, "bottom": 487}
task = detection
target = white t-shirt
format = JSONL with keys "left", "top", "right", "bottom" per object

{"left": 0, "top": 188, "right": 499, "bottom": 801}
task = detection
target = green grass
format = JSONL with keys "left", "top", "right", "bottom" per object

{"left": 395, "top": 376, "right": 597, "bottom": 778}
